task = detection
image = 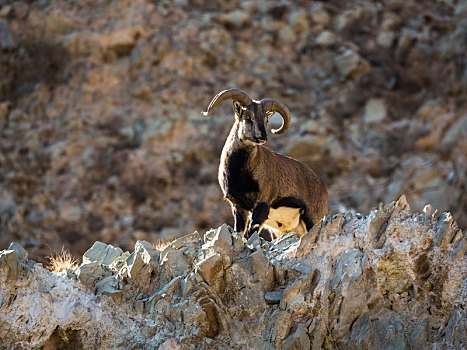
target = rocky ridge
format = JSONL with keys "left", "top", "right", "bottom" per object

{"left": 0, "top": 197, "right": 465, "bottom": 349}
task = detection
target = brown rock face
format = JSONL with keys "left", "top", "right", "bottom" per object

{"left": 0, "top": 199, "right": 465, "bottom": 349}
{"left": 0, "top": 0, "right": 465, "bottom": 265}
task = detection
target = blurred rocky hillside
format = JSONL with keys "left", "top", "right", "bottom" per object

{"left": 0, "top": 0, "right": 466, "bottom": 261}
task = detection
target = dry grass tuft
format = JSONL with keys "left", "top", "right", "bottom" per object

{"left": 155, "top": 240, "right": 172, "bottom": 251}
{"left": 46, "top": 247, "right": 80, "bottom": 272}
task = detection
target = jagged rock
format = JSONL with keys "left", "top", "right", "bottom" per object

{"left": 310, "top": 3, "right": 331, "bottom": 26}
{"left": 267, "top": 309, "right": 294, "bottom": 347}
{"left": 0, "top": 19, "right": 15, "bottom": 49}
{"left": 59, "top": 202, "right": 82, "bottom": 223}
{"left": 201, "top": 224, "right": 233, "bottom": 266}
{"left": 363, "top": 98, "right": 388, "bottom": 125}
{"left": 218, "top": 10, "right": 251, "bottom": 29}
{"left": 95, "top": 274, "right": 120, "bottom": 296}
{"left": 296, "top": 220, "right": 322, "bottom": 258}
{"left": 315, "top": 30, "right": 337, "bottom": 47}
{"left": 171, "top": 231, "right": 202, "bottom": 250}
{"left": 334, "top": 8, "right": 363, "bottom": 31}
{"left": 376, "top": 13, "right": 400, "bottom": 48}
{"left": 264, "top": 291, "right": 283, "bottom": 304}
{"left": 103, "top": 27, "right": 145, "bottom": 59}
{"left": 82, "top": 241, "right": 124, "bottom": 266}
{"left": 281, "top": 270, "right": 319, "bottom": 316}
{"left": 443, "top": 115, "right": 467, "bottom": 146}
{"left": 0, "top": 102, "right": 8, "bottom": 131}
{"left": 121, "top": 240, "right": 159, "bottom": 281}
{"left": 75, "top": 242, "right": 125, "bottom": 288}
{"left": 7, "top": 242, "right": 28, "bottom": 262}
{"left": 281, "top": 324, "right": 310, "bottom": 350}
{"left": 160, "top": 247, "right": 190, "bottom": 281}
{"left": 232, "top": 231, "right": 245, "bottom": 253}
{"left": 76, "top": 261, "right": 108, "bottom": 287}
{"left": 396, "top": 28, "right": 419, "bottom": 58}
{"left": 335, "top": 49, "right": 372, "bottom": 79}
{"left": 159, "top": 339, "right": 181, "bottom": 350}
{"left": 0, "top": 200, "right": 465, "bottom": 349}
{"left": 27, "top": 10, "right": 77, "bottom": 36}
{"left": 196, "top": 253, "right": 224, "bottom": 293}
{"left": 444, "top": 310, "right": 467, "bottom": 348}
{"left": 0, "top": 249, "right": 21, "bottom": 281}
{"left": 246, "top": 231, "right": 261, "bottom": 251}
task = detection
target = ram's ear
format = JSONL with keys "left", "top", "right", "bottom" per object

{"left": 266, "top": 111, "right": 275, "bottom": 120}
{"left": 233, "top": 101, "right": 243, "bottom": 119}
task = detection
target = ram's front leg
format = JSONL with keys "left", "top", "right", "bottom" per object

{"left": 232, "top": 205, "right": 248, "bottom": 234}
{"left": 244, "top": 202, "right": 269, "bottom": 239}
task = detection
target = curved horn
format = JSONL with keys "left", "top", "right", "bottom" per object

{"left": 202, "top": 89, "right": 252, "bottom": 116}
{"left": 260, "top": 98, "right": 291, "bottom": 134}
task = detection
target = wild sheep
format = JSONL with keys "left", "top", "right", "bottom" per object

{"left": 203, "top": 88, "right": 328, "bottom": 240}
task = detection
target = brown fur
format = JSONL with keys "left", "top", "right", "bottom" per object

{"left": 204, "top": 89, "right": 328, "bottom": 238}
{"left": 249, "top": 146, "right": 328, "bottom": 226}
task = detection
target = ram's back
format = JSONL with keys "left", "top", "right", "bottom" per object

{"left": 253, "top": 146, "right": 328, "bottom": 224}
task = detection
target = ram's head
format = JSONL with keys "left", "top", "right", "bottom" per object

{"left": 202, "top": 89, "right": 291, "bottom": 145}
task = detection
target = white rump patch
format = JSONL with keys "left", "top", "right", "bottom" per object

{"left": 264, "top": 206, "right": 307, "bottom": 238}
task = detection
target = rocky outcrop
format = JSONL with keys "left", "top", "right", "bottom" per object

{"left": 1, "top": 197, "right": 465, "bottom": 349}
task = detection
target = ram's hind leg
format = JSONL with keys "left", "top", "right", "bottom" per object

{"left": 245, "top": 202, "right": 269, "bottom": 239}
{"left": 301, "top": 209, "right": 315, "bottom": 232}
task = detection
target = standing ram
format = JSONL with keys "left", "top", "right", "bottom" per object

{"left": 203, "top": 88, "right": 328, "bottom": 240}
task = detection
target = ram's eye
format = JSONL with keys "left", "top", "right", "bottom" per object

{"left": 244, "top": 115, "right": 250, "bottom": 120}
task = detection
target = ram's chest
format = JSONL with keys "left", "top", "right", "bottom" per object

{"left": 220, "top": 149, "right": 259, "bottom": 211}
